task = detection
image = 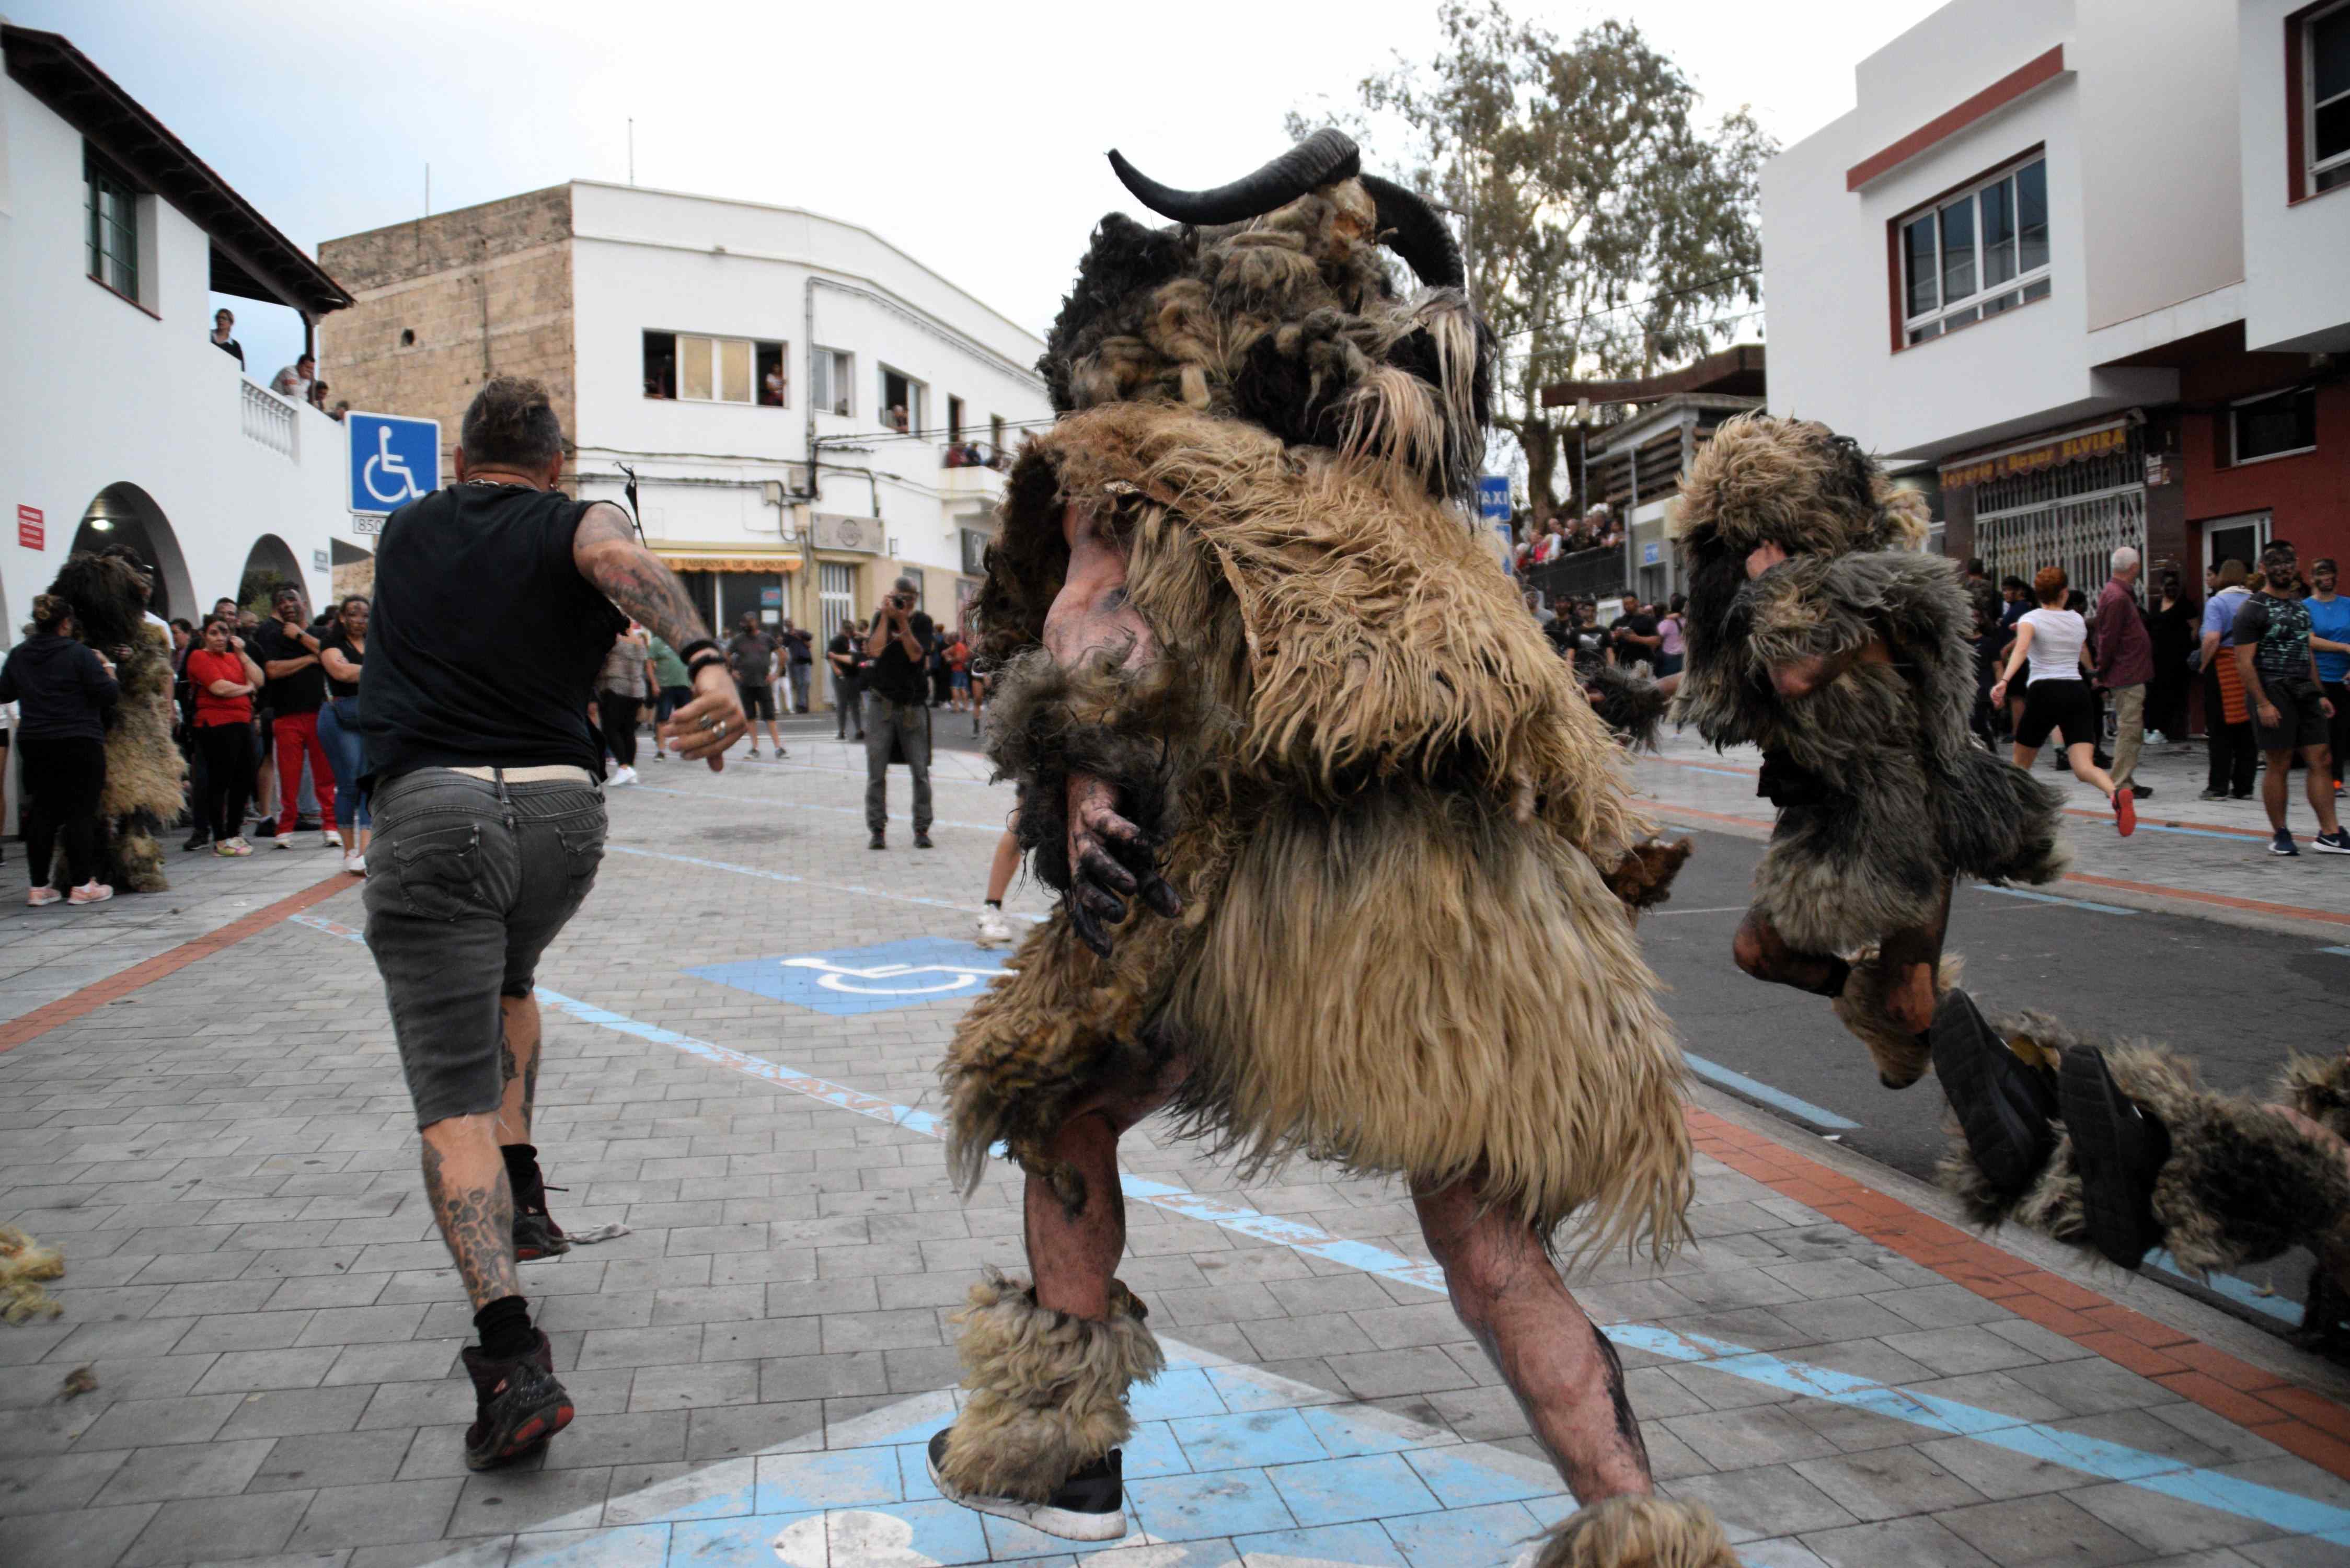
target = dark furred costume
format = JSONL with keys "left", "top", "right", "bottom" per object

{"left": 926, "top": 130, "right": 1734, "bottom": 1563}
{"left": 44, "top": 549, "right": 184, "bottom": 893}
{"left": 1673, "top": 418, "right": 2068, "bottom": 1084}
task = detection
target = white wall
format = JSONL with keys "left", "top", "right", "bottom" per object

{"left": 566, "top": 181, "right": 1050, "bottom": 586}
{"left": 2241, "top": 0, "right": 2350, "bottom": 352}
{"left": 0, "top": 75, "right": 342, "bottom": 642}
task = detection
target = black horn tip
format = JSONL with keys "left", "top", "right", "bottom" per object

{"left": 1104, "top": 130, "right": 1361, "bottom": 227}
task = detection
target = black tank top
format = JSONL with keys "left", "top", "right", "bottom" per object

{"left": 358, "top": 482, "right": 626, "bottom": 784}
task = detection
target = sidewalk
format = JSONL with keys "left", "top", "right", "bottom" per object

{"left": 4, "top": 741, "right": 2350, "bottom": 1566}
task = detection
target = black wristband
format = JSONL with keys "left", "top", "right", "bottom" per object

{"left": 686, "top": 650, "right": 729, "bottom": 681}
{"left": 677, "top": 638, "right": 720, "bottom": 664}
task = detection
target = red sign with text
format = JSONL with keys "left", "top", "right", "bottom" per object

{"left": 16, "top": 505, "right": 41, "bottom": 550}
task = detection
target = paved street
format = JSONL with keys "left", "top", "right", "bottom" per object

{"left": 7, "top": 734, "right": 2350, "bottom": 1566}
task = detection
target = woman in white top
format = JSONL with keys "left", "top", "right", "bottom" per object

{"left": 1990, "top": 564, "right": 2133, "bottom": 836}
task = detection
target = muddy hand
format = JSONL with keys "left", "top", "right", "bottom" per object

{"left": 1066, "top": 771, "right": 1183, "bottom": 958}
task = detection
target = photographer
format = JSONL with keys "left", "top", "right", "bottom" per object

{"left": 861, "top": 576, "right": 935, "bottom": 849}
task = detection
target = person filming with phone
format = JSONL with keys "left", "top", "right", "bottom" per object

{"left": 862, "top": 575, "right": 934, "bottom": 850}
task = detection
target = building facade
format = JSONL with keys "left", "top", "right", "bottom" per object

{"left": 318, "top": 182, "right": 1052, "bottom": 700}
{"left": 0, "top": 25, "right": 352, "bottom": 639}
{"left": 1761, "top": 0, "right": 2350, "bottom": 598}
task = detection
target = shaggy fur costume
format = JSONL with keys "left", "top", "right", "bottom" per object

{"left": 1535, "top": 1496, "right": 1739, "bottom": 1567}
{"left": 0, "top": 1224, "right": 65, "bottom": 1325}
{"left": 1673, "top": 417, "right": 2067, "bottom": 955}
{"left": 945, "top": 403, "right": 1692, "bottom": 1256}
{"left": 1941, "top": 1013, "right": 2350, "bottom": 1280}
{"left": 43, "top": 551, "right": 183, "bottom": 893}
{"left": 937, "top": 1268, "right": 1164, "bottom": 1502}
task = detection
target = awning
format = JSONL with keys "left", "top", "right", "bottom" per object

{"left": 653, "top": 554, "right": 803, "bottom": 573}
{"left": 1939, "top": 420, "right": 2130, "bottom": 490}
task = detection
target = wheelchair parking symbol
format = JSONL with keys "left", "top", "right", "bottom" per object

{"left": 686, "top": 938, "right": 1013, "bottom": 1017}
{"left": 346, "top": 411, "right": 441, "bottom": 515}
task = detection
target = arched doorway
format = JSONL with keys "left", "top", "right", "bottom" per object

{"left": 330, "top": 539, "right": 375, "bottom": 602}
{"left": 73, "top": 483, "right": 193, "bottom": 622}
{"left": 239, "top": 534, "right": 307, "bottom": 614}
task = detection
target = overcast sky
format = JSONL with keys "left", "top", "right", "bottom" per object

{"left": 12, "top": 0, "right": 1945, "bottom": 381}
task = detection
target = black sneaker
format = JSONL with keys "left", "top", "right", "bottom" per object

{"left": 460, "top": 1330, "right": 573, "bottom": 1470}
{"left": 2058, "top": 1046, "right": 2171, "bottom": 1270}
{"left": 926, "top": 1427, "right": 1125, "bottom": 1541}
{"left": 2317, "top": 830, "right": 2350, "bottom": 856}
{"left": 2198, "top": 789, "right": 2230, "bottom": 801}
{"left": 869, "top": 832, "right": 886, "bottom": 850}
{"left": 2274, "top": 829, "right": 2301, "bottom": 857}
{"left": 504, "top": 1145, "right": 570, "bottom": 1260}
{"left": 2233, "top": 791, "right": 2256, "bottom": 800}
{"left": 914, "top": 832, "right": 935, "bottom": 850}
{"left": 250, "top": 819, "right": 279, "bottom": 839}
{"left": 1930, "top": 989, "right": 2058, "bottom": 1202}
{"left": 2130, "top": 785, "right": 2152, "bottom": 799}
{"left": 182, "top": 829, "right": 212, "bottom": 852}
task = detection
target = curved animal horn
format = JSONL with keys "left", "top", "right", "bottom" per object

{"left": 1105, "top": 129, "right": 1361, "bottom": 226}
{"left": 1360, "top": 175, "right": 1464, "bottom": 289}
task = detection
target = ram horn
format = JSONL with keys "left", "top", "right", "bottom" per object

{"left": 1105, "top": 129, "right": 1361, "bottom": 226}
{"left": 1360, "top": 174, "right": 1465, "bottom": 289}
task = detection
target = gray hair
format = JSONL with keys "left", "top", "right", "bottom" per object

{"left": 893, "top": 574, "right": 920, "bottom": 596}
{"left": 2111, "top": 546, "right": 2140, "bottom": 573}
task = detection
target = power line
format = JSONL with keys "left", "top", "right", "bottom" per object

{"left": 1499, "top": 266, "right": 1762, "bottom": 343}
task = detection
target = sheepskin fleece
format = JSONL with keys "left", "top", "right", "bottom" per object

{"left": 1535, "top": 1496, "right": 1738, "bottom": 1568}
{"left": 943, "top": 401, "right": 1691, "bottom": 1257}
{"left": 937, "top": 1269, "right": 1163, "bottom": 1502}
{"left": 2285, "top": 1052, "right": 2350, "bottom": 1142}
{"left": 0, "top": 1224, "right": 64, "bottom": 1324}
{"left": 1940, "top": 1013, "right": 2350, "bottom": 1275}
{"left": 1673, "top": 416, "right": 2066, "bottom": 950}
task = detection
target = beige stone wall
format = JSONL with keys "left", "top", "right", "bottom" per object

{"left": 317, "top": 187, "right": 578, "bottom": 486}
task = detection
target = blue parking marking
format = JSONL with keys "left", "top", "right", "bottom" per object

{"left": 688, "top": 938, "right": 1010, "bottom": 1017}
{"left": 1681, "top": 1051, "right": 1860, "bottom": 1129}
{"left": 1978, "top": 884, "right": 2142, "bottom": 915}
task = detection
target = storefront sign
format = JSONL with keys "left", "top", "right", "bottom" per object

{"left": 16, "top": 504, "right": 42, "bottom": 550}
{"left": 1941, "top": 424, "right": 2129, "bottom": 490}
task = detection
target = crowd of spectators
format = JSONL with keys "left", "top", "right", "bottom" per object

{"left": 1531, "top": 589, "right": 1687, "bottom": 679}
{"left": 1513, "top": 504, "right": 1626, "bottom": 572}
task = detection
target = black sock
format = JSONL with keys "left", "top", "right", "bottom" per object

{"left": 474, "top": 1294, "right": 534, "bottom": 1360}
{"left": 985, "top": 899, "right": 1002, "bottom": 909}
{"left": 501, "top": 1143, "right": 540, "bottom": 1180}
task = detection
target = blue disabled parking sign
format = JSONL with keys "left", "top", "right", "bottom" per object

{"left": 688, "top": 938, "right": 1012, "bottom": 1018}
{"left": 346, "top": 411, "right": 441, "bottom": 515}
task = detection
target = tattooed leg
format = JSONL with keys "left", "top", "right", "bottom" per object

{"left": 1412, "top": 1177, "right": 1653, "bottom": 1503}
{"left": 420, "top": 1113, "right": 520, "bottom": 1309}
{"left": 494, "top": 995, "right": 543, "bottom": 1147}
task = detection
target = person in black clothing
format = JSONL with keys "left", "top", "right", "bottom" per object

{"left": 782, "top": 621, "right": 814, "bottom": 713}
{"left": 359, "top": 376, "right": 746, "bottom": 1473}
{"left": 2234, "top": 542, "right": 2349, "bottom": 856}
{"left": 827, "top": 624, "right": 865, "bottom": 740}
{"left": 862, "top": 577, "right": 934, "bottom": 849}
{"left": 0, "top": 593, "right": 120, "bottom": 904}
{"left": 250, "top": 585, "right": 339, "bottom": 847}
{"left": 209, "top": 308, "right": 244, "bottom": 370}
{"left": 2146, "top": 570, "right": 2196, "bottom": 745}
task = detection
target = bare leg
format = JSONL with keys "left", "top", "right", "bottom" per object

{"left": 1026, "top": 1113, "right": 1126, "bottom": 1319}
{"left": 986, "top": 828, "right": 1020, "bottom": 905}
{"left": 1874, "top": 879, "right": 1954, "bottom": 1036}
{"left": 2064, "top": 741, "right": 2120, "bottom": 799}
{"left": 420, "top": 1113, "right": 520, "bottom": 1310}
{"left": 1732, "top": 909, "right": 1846, "bottom": 997}
{"left": 1413, "top": 1178, "right": 1652, "bottom": 1503}
{"left": 2307, "top": 746, "right": 2343, "bottom": 835}
{"left": 494, "top": 994, "right": 540, "bottom": 1148}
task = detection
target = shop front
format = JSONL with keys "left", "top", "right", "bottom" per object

{"left": 1940, "top": 419, "right": 2157, "bottom": 591}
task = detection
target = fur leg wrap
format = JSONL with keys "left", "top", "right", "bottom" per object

{"left": 1832, "top": 952, "right": 1960, "bottom": 1089}
{"left": 1941, "top": 1015, "right": 2350, "bottom": 1275}
{"left": 936, "top": 1268, "right": 1165, "bottom": 1503}
{"left": 1534, "top": 1496, "right": 1738, "bottom": 1568}
{"left": 1606, "top": 837, "right": 1693, "bottom": 918}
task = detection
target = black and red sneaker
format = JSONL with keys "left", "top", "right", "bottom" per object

{"left": 504, "top": 1145, "right": 570, "bottom": 1260}
{"left": 460, "top": 1330, "right": 573, "bottom": 1470}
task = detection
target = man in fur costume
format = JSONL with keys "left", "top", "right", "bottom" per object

{"left": 1672, "top": 418, "right": 2069, "bottom": 1088}
{"left": 926, "top": 130, "right": 1737, "bottom": 1565}
{"left": 43, "top": 547, "right": 182, "bottom": 893}
{"left": 1934, "top": 991, "right": 2350, "bottom": 1333}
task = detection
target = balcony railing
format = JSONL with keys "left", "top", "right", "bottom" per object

{"left": 240, "top": 379, "right": 298, "bottom": 459}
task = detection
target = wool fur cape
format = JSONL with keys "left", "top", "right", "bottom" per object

{"left": 1673, "top": 416, "right": 2067, "bottom": 954}
{"left": 941, "top": 400, "right": 1694, "bottom": 1260}
{"left": 1941, "top": 1014, "right": 2350, "bottom": 1290}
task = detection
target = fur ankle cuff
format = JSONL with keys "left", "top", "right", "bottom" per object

{"left": 938, "top": 1267, "right": 1165, "bottom": 1502}
{"left": 1833, "top": 951, "right": 1960, "bottom": 1089}
{"left": 1535, "top": 1496, "right": 1738, "bottom": 1567}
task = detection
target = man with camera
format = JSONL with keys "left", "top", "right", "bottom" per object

{"left": 862, "top": 575, "right": 935, "bottom": 850}
{"left": 360, "top": 376, "right": 745, "bottom": 1473}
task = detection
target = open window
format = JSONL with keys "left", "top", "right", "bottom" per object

{"left": 2294, "top": 1, "right": 2350, "bottom": 198}
{"left": 879, "top": 365, "right": 926, "bottom": 434}
{"left": 642, "top": 331, "right": 676, "bottom": 398}
{"left": 757, "top": 342, "right": 789, "bottom": 407}
{"left": 947, "top": 395, "right": 965, "bottom": 443}
{"left": 646, "top": 330, "right": 786, "bottom": 405}
{"left": 812, "top": 348, "right": 854, "bottom": 417}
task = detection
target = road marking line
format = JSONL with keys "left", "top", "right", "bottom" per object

{"left": 291, "top": 912, "right": 2350, "bottom": 1540}
{"left": 1679, "top": 1053, "right": 1859, "bottom": 1130}
{"left": 627, "top": 784, "right": 1005, "bottom": 833}
{"left": 1978, "top": 885, "right": 2142, "bottom": 915}
{"left": 604, "top": 844, "right": 1044, "bottom": 924}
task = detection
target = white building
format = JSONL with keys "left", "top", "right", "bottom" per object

{"left": 320, "top": 182, "right": 1053, "bottom": 675}
{"left": 0, "top": 23, "right": 352, "bottom": 635}
{"left": 1761, "top": 0, "right": 2350, "bottom": 591}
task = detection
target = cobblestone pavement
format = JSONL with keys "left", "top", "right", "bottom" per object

{"left": 6, "top": 736, "right": 2350, "bottom": 1567}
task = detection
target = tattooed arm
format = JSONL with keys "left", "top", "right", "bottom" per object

{"left": 571, "top": 502, "right": 745, "bottom": 768}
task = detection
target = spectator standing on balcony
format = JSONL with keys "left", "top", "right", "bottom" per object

{"left": 782, "top": 620, "right": 814, "bottom": 714}
{"left": 2201, "top": 559, "right": 2257, "bottom": 800}
{"left": 271, "top": 354, "right": 315, "bottom": 403}
{"left": 2307, "top": 559, "right": 2350, "bottom": 794}
{"left": 251, "top": 586, "right": 339, "bottom": 848}
{"left": 725, "top": 613, "right": 785, "bottom": 759}
{"left": 764, "top": 362, "right": 788, "bottom": 407}
{"left": 210, "top": 309, "right": 244, "bottom": 370}
{"left": 185, "top": 615, "right": 262, "bottom": 858}
{"left": 2094, "top": 546, "right": 2155, "bottom": 801}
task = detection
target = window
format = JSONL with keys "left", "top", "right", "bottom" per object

{"left": 85, "top": 146, "right": 141, "bottom": 302}
{"left": 2302, "top": 1, "right": 2350, "bottom": 195}
{"left": 819, "top": 561, "right": 857, "bottom": 644}
{"left": 641, "top": 330, "right": 785, "bottom": 405}
{"left": 947, "top": 394, "right": 965, "bottom": 444}
{"left": 879, "top": 365, "right": 926, "bottom": 434}
{"left": 2230, "top": 386, "right": 2318, "bottom": 465}
{"left": 1897, "top": 156, "right": 2051, "bottom": 345}
{"left": 811, "top": 349, "right": 854, "bottom": 417}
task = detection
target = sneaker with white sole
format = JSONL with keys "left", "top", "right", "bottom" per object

{"left": 343, "top": 851, "right": 367, "bottom": 874}
{"left": 2274, "top": 828, "right": 2301, "bottom": 857}
{"left": 609, "top": 765, "right": 639, "bottom": 787}
{"left": 975, "top": 909, "right": 1014, "bottom": 947}
{"left": 274, "top": 835, "right": 295, "bottom": 850}
{"left": 2315, "top": 829, "right": 2350, "bottom": 856}
{"left": 323, "top": 828, "right": 343, "bottom": 849}
{"left": 26, "top": 886, "right": 62, "bottom": 907}
{"left": 67, "top": 882, "right": 114, "bottom": 906}
{"left": 216, "top": 838, "right": 254, "bottom": 857}
{"left": 926, "top": 1428, "right": 1125, "bottom": 1541}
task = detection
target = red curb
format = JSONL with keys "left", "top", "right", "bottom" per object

{"left": 0, "top": 870, "right": 356, "bottom": 1053}
{"left": 1684, "top": 1103, "right": 2350, "bottom": 1480}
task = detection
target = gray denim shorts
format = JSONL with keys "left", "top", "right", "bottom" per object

{"left": 363, "top": 769, "right": 606, "bottom": 1128}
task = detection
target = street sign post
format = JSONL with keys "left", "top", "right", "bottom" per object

{"left": 345, "top": 412, "right": 441, "bottom": 515}
{"left": 1478, "top": 475, "right": 1512, "bottom": 521}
